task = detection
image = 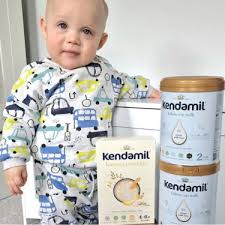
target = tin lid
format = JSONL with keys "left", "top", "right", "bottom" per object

{"left": 160, "top": 76, "right": 224, "bottom": 92}
{"left": 160, "top": 161, "right": 220, "bottom": 176}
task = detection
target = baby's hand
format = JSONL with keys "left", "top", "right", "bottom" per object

{"left": 4, "top": 165, "right": 27, "bottom": 195}
{"left": 150, "top": 87, "right": 160, "bottom": 99}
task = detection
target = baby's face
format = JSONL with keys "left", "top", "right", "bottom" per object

{"left": 41, "top": 0, "right": 107, "bottom": 70}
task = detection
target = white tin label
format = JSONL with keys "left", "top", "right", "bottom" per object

{"left": 159, "top": 170, "right": 218, "bottom": 224}
{"left": 160, "top": 91, "right": 224, "bottom": 165}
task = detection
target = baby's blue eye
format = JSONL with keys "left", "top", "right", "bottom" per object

{"left": 58, "top": 22, "right": 67, "bottom": 29}
{"left": 82, "top": 28, "right": 92, "bottom": 35}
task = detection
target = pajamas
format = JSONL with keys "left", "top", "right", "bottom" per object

{"left": 0, "top": 55, "right": 153, "bottom": 224}
{"left": 35, "top": 162, "right": 98, "bottom": 224}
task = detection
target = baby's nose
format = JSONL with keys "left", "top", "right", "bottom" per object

{"left": 67, "top": 30, "right": 80, "bottom": 45}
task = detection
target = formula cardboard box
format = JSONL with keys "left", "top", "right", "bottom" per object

{"left": 96, "top": 136, "right": 156, "bottom": 225}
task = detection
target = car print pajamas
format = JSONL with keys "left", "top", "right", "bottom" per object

{"left": 0, "top": 55, "right": 153, "bottom": 224}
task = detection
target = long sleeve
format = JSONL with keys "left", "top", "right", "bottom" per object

{"left": 0, "top": 62, "right": 48, "bottom": 169}
{"left": 118, "top": 72, "right": 153, "bottom": 99}
{"left": 98, "top": 56, "right": 154, "bottom": 100}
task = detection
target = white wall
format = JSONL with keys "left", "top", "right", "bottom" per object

{"left": 0, "top": 57, "right": 4, "bottom": 129}
{"left": 100, "top": 0, "right": 225, "bottom": 90}
{"left": 25, "top": 0, "right": 225, "bottom": 89}
{"left": 0, "top": 0, "right": 26, "bottom": 199}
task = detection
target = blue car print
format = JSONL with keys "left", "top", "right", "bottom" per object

{"left": 51, "top": 98, "right": 74, "bottom": 116}
{"left": 31, "top": 67, "right": 57, "bottom": 84}
{"left": 44, "top": 79, "right": 65, "bottom": 99}
{"left": 40, "top": 144, "right": 65, "bottom": 164}
{"left": 111, "top": 75, "right": 123, "bottom": 93}
{"left": 47, "top": 172, "right": 68, "bottom": 194}
{"left": 73, "top": 108, "right": 98, "bottom": 131}
{"left": 39, "top": 194, "right": 56, "bottom": 213}
{"left": 0, "top": 144, "right": 9, "bottom": 161}
{"left": 7, "top": 128, "right": 30, "bottom": 145}
{"left": 5, "top": 104, "right": 25, "bottom": 118}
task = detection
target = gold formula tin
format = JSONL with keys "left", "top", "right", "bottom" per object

{"left": 159, "top": 161, "right": 219, "bottom": 224}
{"left": 160, "top": 76, "right": 224, "bottom": 165}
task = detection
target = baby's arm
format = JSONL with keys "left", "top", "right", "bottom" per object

{"left": 118, "top": 73, "right": 160, "bottom": 100}
{"left": 98, "top": 56, "right": 160, "bottom": 99}
{"left": 0, "top": 63, "right": 46, "bottom": 194}
{"left": 4, "top": 165, "right": 27, "bottom": 195}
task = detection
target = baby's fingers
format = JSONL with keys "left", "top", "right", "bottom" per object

{"left": 21, "top": 168, "right": 28, "bottom": 186}
{"left": 12, "top": 183, "right": 23, "bottom": 195}
{"left": 7, "top": 180, "right": 23, "bottom": 195}
{"left": 8, "top": 175, "right": 24, "bottom": 195}
{"left": 14, "top": 175, "right": 25, "bottom": 187}
{"left": 150, "top": 88, "right": 160, "bottom": 98}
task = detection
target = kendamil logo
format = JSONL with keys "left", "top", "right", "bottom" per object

{"left": 102, "top": 151, "right": 150, "bottom": 161}
{"left": 164, "top": 180, "right": 208, "bottom": 192}
{"left": 162, "top": 100, "right": 206, "bottom": 111}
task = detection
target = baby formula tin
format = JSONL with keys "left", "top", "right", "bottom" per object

{"left": 160, "top": 76, "right": 224, "bottom": 165}
{"left": 159, "top": 161, "right": 219, "bottom": 224}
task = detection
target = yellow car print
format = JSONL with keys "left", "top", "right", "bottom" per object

{"left": 3, "top": 118, "right": 17, "bottom": 132}
{"left": 64, "top": 198, "right": 75, "bottom": 210}
{"left": 12, "top": 69, "right": 34, "bottom": 93}
{"left": 23, "top": 69, "right": 34, "bottom": 81}
{"left": 39, "top": 111, "right": 46, "bottom": 123}
{"left": 12, "top": 77, "right": 26, "bottom": 93}
{"left": 136, "top": 76, "right": 148, "bottom": 89}
{"left": 76, "top": 149, "right": 96, "bottom": 163}
{"left": 119, "top": 82, "right": 132, "bottom": 98}
{"left": 99, "top": 106, "right": 112, "bottom": 120}
{"left": 75, "top": 80, "right": 100, "bottom": 93}
{"left": 67, "top": 177, "right": 88, "bottom": 190}
{"left": 10, "top": 146, "right": 29, "bottom": 157}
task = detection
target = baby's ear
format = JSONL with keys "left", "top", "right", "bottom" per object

{"left": 98, "top": 33, "right": 108, "bottom": 50}
{"left": 40, "top": 17, "right": 47, "bottom": 39}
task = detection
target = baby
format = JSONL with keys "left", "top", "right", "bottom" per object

{"left": 0, "top": 0, "right": 160, "bottom": 224}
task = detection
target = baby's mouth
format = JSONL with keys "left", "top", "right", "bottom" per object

{"left": 63, "top": 50, "right": 80, "bottom": 56}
